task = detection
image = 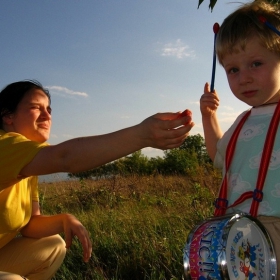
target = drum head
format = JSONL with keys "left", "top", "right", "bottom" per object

{"left": 226, "top": 216, "right": 277, "bottom": 279}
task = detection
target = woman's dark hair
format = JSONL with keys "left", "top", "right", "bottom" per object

{"left": 0, "top": 80, "right": 51, "bottom": 129}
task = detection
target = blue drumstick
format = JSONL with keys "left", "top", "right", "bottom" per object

{"left": 210, "top": 23, "right": 220, "bottom": 93}
{"left": 259, "top": 15, "right": 280, "bottom": 36}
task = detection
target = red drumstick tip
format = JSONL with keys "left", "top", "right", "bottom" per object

{"left": 258, "top": 15, "right": 267, "bottom": 23}
{"left": 213, "top": 22, "right": 220, "bottom": 34}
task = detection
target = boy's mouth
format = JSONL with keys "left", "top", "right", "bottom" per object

{"left": 242, "top": 90, "right": 257, "bottom": 98}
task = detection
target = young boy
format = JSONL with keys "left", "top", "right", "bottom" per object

{"left": 200, "top": 0, "right": 280, "bottom": 276}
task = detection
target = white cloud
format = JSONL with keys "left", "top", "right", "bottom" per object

{"left": 218, "top": 110, "right": 242, "bottom": 123}
{"left": 48, "top": 86, "right": 88, "bottom": 98}
{"left": 161, "top": 39, "right": 195, "bottom": 59}
{"left": 223, "top": 105, "right": 234, "bottom": 111}
{"left": 190, "top": 101, "right": 199, "bottom": 105}
{"left": 62, "top": 134, "right": 74, "bottom": 138}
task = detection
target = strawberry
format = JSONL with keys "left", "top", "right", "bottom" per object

{"left": 178, "top": 109, "right": 192, "bottom": 125}
{"left": 180, "top": 109, "right": 192, "bottom": 118}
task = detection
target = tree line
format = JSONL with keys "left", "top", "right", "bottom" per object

{"left": 68, "top": 134, "right": 213, "bottom": 180}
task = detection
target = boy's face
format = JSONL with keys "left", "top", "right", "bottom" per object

{"left": 222, "top": 36, "right": 280, "bottom": 107}
{"left": 4, "top": 89, "right": 52, "bottom": 143}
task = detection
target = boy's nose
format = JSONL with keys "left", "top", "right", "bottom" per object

{"left": 239, "top": 69, "right": 253, "bottom": 85}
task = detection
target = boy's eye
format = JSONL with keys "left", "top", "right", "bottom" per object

{"left": 252, "top": 61, "right": 262, "bottom": 68}
{"left": 228, "top": 67, "right": 238, "bottom": 74}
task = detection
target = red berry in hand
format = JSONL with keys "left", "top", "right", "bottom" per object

{"left": 179, "top": 109, "right": 192, "bottom": 125}
{"left": 180, "top": 109, "right": 192, "bottom": 117}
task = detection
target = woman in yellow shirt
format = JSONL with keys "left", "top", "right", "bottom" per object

{"left": 0, "top": 80, "right": 194, "bottom": 280}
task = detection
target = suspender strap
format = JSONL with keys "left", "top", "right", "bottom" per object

{"left": 250, "top": 101, "right": 280, "bottom": 216}
{"left": 214, "top": 110, "right": 251, "bottom": 216}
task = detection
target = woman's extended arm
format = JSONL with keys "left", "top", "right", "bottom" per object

{"left": 20, "top": 112, "right": 194, "bottom": 176}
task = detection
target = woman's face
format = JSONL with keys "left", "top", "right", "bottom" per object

{"left": 5, "top": 88, "right": 52, "bottom": 143}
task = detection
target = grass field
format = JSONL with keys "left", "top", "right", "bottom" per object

{"left": 39, "top": 167, "right": 221, "bottom": 279}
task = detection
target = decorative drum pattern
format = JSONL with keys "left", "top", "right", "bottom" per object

{"left": 183, "top": 213, "right": 277, "bottom": 280}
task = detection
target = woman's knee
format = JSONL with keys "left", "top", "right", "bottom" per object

{"left": 26, "top": 235, "right": 66, "bottom": 280}
{"left": 0, "top": 271, "right": 27, "bottom": 280}
{"left": 32, "top": 235, "right": 66, "bottom": 270}
{"left": 47, "top": 235, "right": 67, "bottom": 265}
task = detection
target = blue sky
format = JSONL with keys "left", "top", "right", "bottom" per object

{"left": 1, "top": 0, "right": 249, "bottom": 162}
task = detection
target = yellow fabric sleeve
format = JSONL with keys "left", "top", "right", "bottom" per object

{"left": 0, "top": 130, "right": 48, "bottom": 189}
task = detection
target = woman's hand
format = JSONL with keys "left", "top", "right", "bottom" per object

{"left": 63, "top": 214, "right": 92, "bottom": 262}
{"left": 21, "top": 209, "right": 92, "bottom": 263}
{"left": 138, "top": 110, "right": 194, "bottom": 150}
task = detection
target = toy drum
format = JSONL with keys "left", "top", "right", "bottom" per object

{"left": 183, "top": 212, "right": 277, "bottom": 280}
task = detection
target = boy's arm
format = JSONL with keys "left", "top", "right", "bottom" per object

{"left": 200, "top": 83, "right": 223, "bottom": 161}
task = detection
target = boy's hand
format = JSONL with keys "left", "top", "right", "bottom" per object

{"left": 200, "top": 82, "right": 220, "bottom": 117}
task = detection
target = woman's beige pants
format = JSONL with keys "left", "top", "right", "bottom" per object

{"left": 0, "top": 235, "right": 66, "bottom": 280}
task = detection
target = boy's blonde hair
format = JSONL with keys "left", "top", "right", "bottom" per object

{"left": 216, "top": 0, "right": 280, "bottom": 64}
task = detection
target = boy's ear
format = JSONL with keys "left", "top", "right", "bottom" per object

{"left": 2, "top": 114, "right": 13, "bottom": 125}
